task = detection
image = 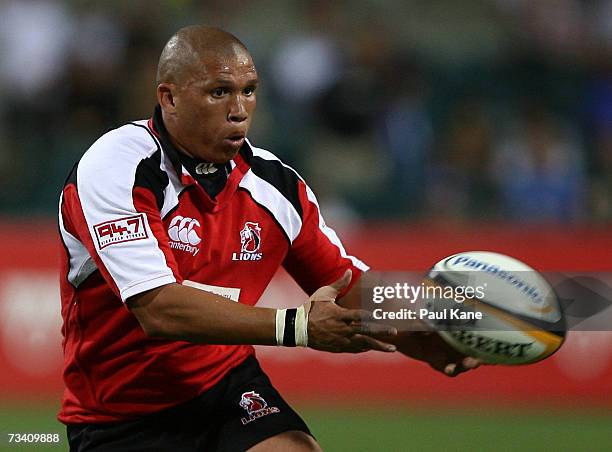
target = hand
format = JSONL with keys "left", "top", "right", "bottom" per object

{"left": 305, "top": 270, "right": 398, "bottom": 353}
{"left": 333, "top": 273, "right": 481, "bottom": 375}
{"left": 391, "top": 327, "right": 481, "bottom": 377}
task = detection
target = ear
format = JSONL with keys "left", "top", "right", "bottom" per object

{"left": 157, "top": 83, "right": 177, "bottom": 114}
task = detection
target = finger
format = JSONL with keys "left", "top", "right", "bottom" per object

{"left": 327, "top": 269, "right": 352, "bottom": 295}
{"left": 350, "top": 334, "right": 397, "bottom": 352}
{"left": 310, "top": 270, "right": 353, "bottom": 301}
{"left": 339, "top": 308, "right": 373, "bottom": 323}
{"left": 350, "top": 322, "right": 397, "bottom": 337}
{"left": 462, "top": 356, "right": 481, "bottom": 369}
{"left": 444, "top": 363, "right": 458, "bottom": 376}
{"left": 444, "top": 357, "right": 481, "bottom": 377}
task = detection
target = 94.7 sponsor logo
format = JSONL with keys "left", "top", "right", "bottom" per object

{"left": 93, "top": 214, "right": 147, "bottom": 249}
{"left": 232, "top": 222, "right": 263, "bottom": 261}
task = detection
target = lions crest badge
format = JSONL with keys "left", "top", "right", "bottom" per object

{"left": 239, "top": 391, "right": 280, "bottom": 425}
{"left": 232, "top": 222, "right": 263, "bottom": 261}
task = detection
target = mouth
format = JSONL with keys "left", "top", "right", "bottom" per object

{"left": 223, "top": 132, "right": 246, "bottom": 149}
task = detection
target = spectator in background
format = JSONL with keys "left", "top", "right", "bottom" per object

{"left": 425, "top": 98, "right": 497, "bottom": 220}
{"left": 584, "top": 78, "right": 612, "bottom": 221}
{"left": 491, "top": 104, "right": 585, "bottom": 222}
{"left": 377, "top": 54, "right": 432, "bottom": 218}
{"left": 266, "top": 1, "right": 364, "bottom": 227}
{"left": 0, "top": 0, "right": 609, "bottom": 222}
{"left": 583, "top": 53, "right": 612, "bottom": 221}
{"left": 304, "top": 19, "right": 404, "bottom": 221}
{"left": 589, "top": 127, "right": 612, "bottom": 221}
{"left": 0, "top": 0, "right": 73, "bottom": 212}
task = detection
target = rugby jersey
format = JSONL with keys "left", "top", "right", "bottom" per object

{"left": 57, "top": 107, "right": 368, "bottom": 423}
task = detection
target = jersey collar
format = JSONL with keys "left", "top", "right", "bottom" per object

{"left": 148, "top": 105, "right": 252, "bottom": 213}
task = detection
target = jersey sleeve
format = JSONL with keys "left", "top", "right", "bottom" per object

{"left": 283, "top": 180, "right": 369, "bottom": 296}
{"left": 60, "top": 129, "right": 180, "bottom": 302}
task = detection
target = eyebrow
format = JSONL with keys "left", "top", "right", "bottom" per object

{"left": 212, "top": 78, "right": 259, "bottom": 85}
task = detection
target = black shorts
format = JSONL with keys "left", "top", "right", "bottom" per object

{"left": 67, "top": 356, "right": 311, "bottom": 451}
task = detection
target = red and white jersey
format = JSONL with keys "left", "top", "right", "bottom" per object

{"left": 58, "top": 110, "right": 368, "bottom": 424}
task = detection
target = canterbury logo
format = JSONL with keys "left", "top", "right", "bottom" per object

{"left": 168, "top": 216, "right": 201, "bottom": 256}
{"left": 195, "top": 162, "right": 218, "bottom": 175}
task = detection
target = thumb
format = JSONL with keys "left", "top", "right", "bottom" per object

{"left": 328, "top": 269, "right": 352, "bottom": 295}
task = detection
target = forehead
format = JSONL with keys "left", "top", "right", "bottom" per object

{"left": 190, "top": 45, "right": 257, "bottom": 83}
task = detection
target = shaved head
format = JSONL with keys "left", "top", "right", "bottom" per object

{"left": 156, "top": 25, "right": 250, "bottom": 85}
{"left": 156, "top": 26, "right": 258, "bottom": 163}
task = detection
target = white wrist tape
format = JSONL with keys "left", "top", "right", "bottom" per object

{"left": 295, "top": 305, "right": 308, "bottom": 347}
{"left": 275, "top": 305, "right": 308, "bottom": 347}
{"left": 275, "top": 309, "right": 287, "bottom": 346}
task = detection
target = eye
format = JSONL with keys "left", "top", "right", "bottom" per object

{"left": 243, "top": 85, "right": 256, "bottom": 96}
{"left": 211, "top": 87, "right": 228, "bottom": 98}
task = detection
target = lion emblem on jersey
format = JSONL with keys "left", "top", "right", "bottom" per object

{"left": 239, "top": 391, "right": 280, "bottom": 425}
{"left": 240, "top": 222, "right": 261, "bottom": 253}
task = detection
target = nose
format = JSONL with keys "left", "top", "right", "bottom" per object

{"left": 228, "top": 94, "right": 248, "bottom": 123}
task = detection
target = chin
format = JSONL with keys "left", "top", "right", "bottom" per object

{"left": 192, "top": 147, "right": 236, "bottom": 164}
{"left": 211, "top": 150, "right": 238, "bottom": 164}
{"left": 216, "top": 145, "right": 242, "bottom": 163}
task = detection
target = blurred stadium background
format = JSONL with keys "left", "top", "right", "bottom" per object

{"left": 0, "top": 1, "right": 611, "bottom": 450}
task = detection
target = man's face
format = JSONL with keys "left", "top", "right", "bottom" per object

{"left": 167, "top": 46, "right": 258, "bottom": 163}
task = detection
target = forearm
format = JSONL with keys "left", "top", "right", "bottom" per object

{"left": 128, "top": 274, "right": 397, "bottom": 354}
{"left": 128, "top": 283, "right": 276, "bottom": 345}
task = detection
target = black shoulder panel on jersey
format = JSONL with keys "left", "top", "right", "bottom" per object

{"left": 134, "top": 150, "right": 168, "bottom": 210}
{"left": 63, "top": 161, "right": 79, "bottom": 189}
{"left": 129, "top": 123, "right": 168, "bottom": 211}
{"left": 249, "top": 156, "right": 303, "bottom": 219}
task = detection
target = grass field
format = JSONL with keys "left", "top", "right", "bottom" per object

{"left": 0, "top": 403, "right": 610, "bottom": 451}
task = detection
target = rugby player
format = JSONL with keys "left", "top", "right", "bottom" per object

{"left": 58, "top": 26, "right": 477, "bottom": 451}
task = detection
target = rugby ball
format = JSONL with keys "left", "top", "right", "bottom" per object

{"left": 425, "top": 251, "right": 566, "bottom": 365}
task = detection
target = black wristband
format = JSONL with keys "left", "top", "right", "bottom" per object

{"left": 283, "top": 308, "right": 297, "bottom": 347}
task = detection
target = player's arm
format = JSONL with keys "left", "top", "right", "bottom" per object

{"left": 128, "top": 269, "right": 397, "bottom": 353}
{"left": 338, "top": 278, "right": 480, "bottom": 376}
